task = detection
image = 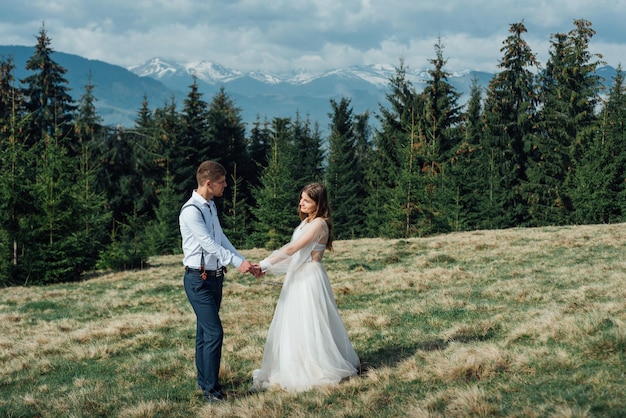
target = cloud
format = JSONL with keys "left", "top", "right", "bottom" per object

{"left": 1, "top": 0, "right": 623, "bottom": 73}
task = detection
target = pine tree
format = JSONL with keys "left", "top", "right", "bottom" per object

{"left": 95, "top": 99, "right": 166, "bottom": 269}
{"left": 551, "top": 19, "right": 605, "bottom": 223}
{"left": 326, "top": 97, "right": 366, "bottom": 239}
{"left": 21, "top": 25, "right": 76, "bottom": 152}
{"left": 353, "top": 111, "right": 372, "bottom": 237}
{"left": 415, "top": 39, "right": 463, "bottom": 234}
{"left": 206, "top": 87, "right": 254, "bottom": 218}
{"left": 27, "top": 127, "right": 86, "bottom": 283}
{"left": 98, "top": 99, "right": 172, "bottom": 266}
{"left": 571, "top": 133, "right": 617, "bottom": 224}
{"left": 12, "top": 27, "right": 104, "bottom": 283}
{"left": 571, "top": 65, "right": 625, "bottom": 223}
{"left": 0, "top": 56, "right": 22, "bottom": 127}
{"left": 98, "top": 125, "right": 141, "bottom": 232}
{"left": 222, "top": 165, "right": 250, "bottom": 248}
{"left": 135, "top": 95, "right": 154, "bottom": 131}
{"left": 449, "top": 76, "right": 485, "bottom": 230}
{"left": 528, "top": 20, "right": 603, "bottom": 226}
{"left": 564, "top": 20, "right": 604, "bottom": 166}
{"left": 421, "top": 39, "right": 463, "bottom": 158}
{"left": 149, "top": 97, "right": 181, "bottom": 214}
{"left": 396, "top": 94, "right": 425, "bottom": 237}
{"left": 0, "top": 56, "right": 30, "bottom": 284}
{"left": 365, "top": 59, "right": 416, "bottom": 237}
{"left": 96, "top": 124, "right": 150, "bottom": 269}
{"left": 604, "top": 66, "right": 626, "bottom": 221}
{"left": 72, "top": 74, "right": 110, "bottom": 270}
{"left": 176, "top": 77, "right": 211, "bottom": 197}
{"left": 481, "top": 22, "right": 539, "bottom": 229}
{"left": 291, "top": 111, "right": 324, "bottom": 185}
{"left": 145, "top": 169, "right": 181, "bottom": 255}
{"left": 353, "top": 112, "right": 372, "bottom": 172}
{"left": 247, "top": 117, "right": 272, "bottom": 190}
{"left": 525, "top": 33, "right": 573, "bottom": 225}
{"left": 252, "top": 117, "right": 299, "bottom": 249}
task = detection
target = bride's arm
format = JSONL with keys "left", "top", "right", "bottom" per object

{"left": 259, "top": 218, "right": 327, "bottom": 274}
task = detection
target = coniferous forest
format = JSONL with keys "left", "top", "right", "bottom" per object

{"left": 1, "top": 19, "right": 625, "bottom": 286}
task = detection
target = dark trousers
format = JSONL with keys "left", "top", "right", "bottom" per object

{"left": 184, "top": 268, "right": 224, "bottom": 395}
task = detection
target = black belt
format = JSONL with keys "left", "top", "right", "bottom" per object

{"left": 185, "top": 266, "right": 225, "bottom": 279}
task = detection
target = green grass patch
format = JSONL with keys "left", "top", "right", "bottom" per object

{"left": 1, "top": 224, "right": 625, "bottom": 417}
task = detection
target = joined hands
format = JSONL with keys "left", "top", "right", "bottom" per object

{"left": 238, "top": 260, "right": 264, "bottom": 278}
{"left": 249, "top": 263, "right": 264, "bottom": 278}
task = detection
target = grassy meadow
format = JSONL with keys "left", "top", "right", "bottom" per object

{"left": 1, "top": 223, "right": 625, "bottom": 417}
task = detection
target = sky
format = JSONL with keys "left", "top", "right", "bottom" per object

{"left": 1, "top": 0, "right": 624, "bottom": 74}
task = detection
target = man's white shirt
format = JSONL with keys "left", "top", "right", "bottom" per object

{"left": 179, "top": 190, "right": 244, "bottom": 270}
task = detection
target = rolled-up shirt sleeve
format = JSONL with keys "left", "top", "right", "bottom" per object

{"left": 219, "top": 234, "right": 244, "bottom": 268}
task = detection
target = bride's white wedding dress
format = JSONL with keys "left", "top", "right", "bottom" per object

{"left": 252, "top": 218, "right": 359, "bottom": 392}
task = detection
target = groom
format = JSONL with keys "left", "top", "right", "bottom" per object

{"left": 179, "top": 160, "right": 260, "bottom": 402}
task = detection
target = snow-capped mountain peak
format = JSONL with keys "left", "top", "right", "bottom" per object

{"left": 127, "top": 57, "right": 182, "bottom": 78}
{"left": 127, "top": 58, "right": 431, "bottom": 87}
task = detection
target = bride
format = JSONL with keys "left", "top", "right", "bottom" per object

{"left": 252, "top": 182, "right": 360, "bottom": 392}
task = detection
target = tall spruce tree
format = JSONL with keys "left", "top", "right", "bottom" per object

{"left": 12, "top": 28, "right": 106, "bottom": 283}
{"left": 0, "top": 56, "right": 30, "bottom": 284}
{"left": 252, "top": 117, "right": 299, "bottom": 249}
{"left": 365, "top": 59, "right": 416, "bottom": 237}
{"left": 415, "top": 40, "right": 463, "bottom": 234}
{"left": 29, "top": 128, "right": 79, "bottom": 283}
{"left": 144, "top": 169, "right": 181, "bottom": 255}
{"left": 529, "top": 20, "right": 603, "bottom": 226}
{"left": 72, "top": 74, "right": 110, "bottom": 270}
{"left": 176, "top": 77, "right": 211, "bottom": 197}
{"left": 21, "top": 26, "right": 76, "bottom": 152}
{"left": 0, "top": 56, "right": 21, "bottom": 128}
{"left": 132, "top": 96, "right": 162, "bottom": 214}
{"left": 604, "top": 66, "right": 626, "bottom": 221}
{"left": 525, "top": 33, "right": 572, "bottom": 225}
{"left": 449, "top": 76, "right": 485, "bottom": 230}
{"left": 421, "top": 39, "right": 463, "bottom": 158}
{"left": 291, "top": 111, "right": 325, "bottom": 185}
{"left": 117, "top": 97, "right": 182, "bottom": 262}
{"left": 571, "top": 65, "right": 625, "bottom": 223}
{"left": 99, "top": 111, "right": 152, "bottom": 231}
{"left": 326, "top": 97, "right": 366, "bottom": 239}
{"left": 148, "top": 97, "right": 181, "bottom": 214}
{"left": 206, "top": 87, "right": 253, "bottom": 214}
{"left": 96, "top": 124, "right": 150, "bottom": 270}
{"left": 563, "top": 20, "right": 604, "bottom": 166}
{"left": 243, "top": 117, "right": 272, "bottom": 240}
{"left": 481, "top": 22, "right": 538, "bottom": 229}
{"left": 353, "top": 111, "right": 372, "bottom": 237}
{"left": 550, "top": 20, "right": 604, "bottom": 223}
{"left": 248, "top": 117, "right": 272, "bottom": 189}
{"left": 396, "top": 92, "right": 426, "bottom": 237}
{"left": 222, "top": 165, "right": 250, "bottom": 248}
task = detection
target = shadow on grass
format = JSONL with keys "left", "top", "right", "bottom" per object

{"left": 225, "top": 328, "right": 499, "bottom": 398}
{"left": 358, "top": 339, "right": 445, "bottom": 374}
{"left": 358, "top": 329, "right": 498, "bottom": 374}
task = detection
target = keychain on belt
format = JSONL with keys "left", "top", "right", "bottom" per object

{"left": 200, "top": 252, "right": 207, "bottom": 280}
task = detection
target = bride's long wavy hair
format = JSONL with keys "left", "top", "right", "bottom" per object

{"left": 298, "top": 182, "right": 334, "bottom": 250}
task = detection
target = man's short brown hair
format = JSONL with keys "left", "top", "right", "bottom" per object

{"left": 197, "top": 160, "right": 226, "bottom": 186}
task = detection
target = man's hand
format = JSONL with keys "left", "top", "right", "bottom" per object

{"left": 238, "top": 260, "right": 253, "bottom": 274}
{"left": 238, "top": 260, "right": 264, "bottom": 278}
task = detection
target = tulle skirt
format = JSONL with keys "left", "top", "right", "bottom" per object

{"left": 252, "top": 262, "right": 359, "bottom": 392}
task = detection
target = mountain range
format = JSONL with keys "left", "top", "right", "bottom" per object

{"left": 0, "top": 45, "right": 618, "bottom": 131}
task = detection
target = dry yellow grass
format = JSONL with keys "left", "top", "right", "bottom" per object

{"left": 1, "top": 223, "right": 625, "bottom": 417}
